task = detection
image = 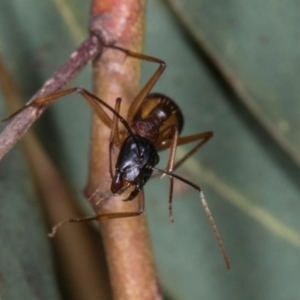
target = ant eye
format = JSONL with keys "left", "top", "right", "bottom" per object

{"left": 130, "top": 143, "right": 137, "bottom": 150}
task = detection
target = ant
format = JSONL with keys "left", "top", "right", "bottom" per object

{"left": 3, "top": 45, "right": 230, "bottom": 269}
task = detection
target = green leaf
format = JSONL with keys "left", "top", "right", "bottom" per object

{"left": 1, "top": 0, "right": 300, "bottom": 299}
{"left": 145, "top": 1, "right": 300, "bottom": 299}
{"left": 0, "top": 112, "right": 62, "bottom": 298}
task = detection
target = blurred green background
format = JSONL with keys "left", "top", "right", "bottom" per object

{"left": 0, "top": 0, "right": 300, "bottom": 299}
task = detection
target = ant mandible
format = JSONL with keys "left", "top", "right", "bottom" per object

{"left": 4, "top": 45, "right": 230, "bottom": 269}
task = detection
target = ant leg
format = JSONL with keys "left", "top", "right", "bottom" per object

{"left": 109, "top": 97, "right": 122, "bottom": 179}
{"left": 152, "top": 167, "right": 230, "bottom": 270}
{"left": 2, "top": 88, "right": 114, "bottom": 130}
{"left": 48, "top": 191, "right": 145, "bottom": 237}
{"left": 164, "top": 125, "right": 180, "bottom": 223}
{"left": 157, "top": 131, "right": 213, "bottom": 172}
{"left": 108, "top": 46, "right": 166, "bottom": 124}
{"left": 173, "top": 131, "right": 213, "bottom": 171}
{"left": 76, "top": 88, "right": 146, "bottom": 159}
{"left": 76, "top": 88, "right": 137, "bottom": 140}
{"left": 122, "top": 184, "right": 142, "bottom": 201}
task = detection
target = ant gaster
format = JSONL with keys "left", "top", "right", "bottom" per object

{"left": 3, "top": 46, "right": 230, "bottom": 269}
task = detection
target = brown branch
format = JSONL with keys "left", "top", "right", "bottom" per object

{"left": 87, "top": 0, "right": 162, "bottom": 299}
{"left": 0, "top": 35, "right": 103, "bottom": 161}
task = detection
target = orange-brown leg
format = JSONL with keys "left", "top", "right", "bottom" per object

{"left": 108, "top": 46, "right": 166, "bottom": 124}
{"left": 4, "top": 87, "right": 148, "bottom": 235}
{"left": 2, "top": 88, "right": 114, "bottom": 130}
{"left": 108, "top": 97, "right": 122, "bottom": 179}
{"left": 160, "top": 128, "right": 212, "bottom": 223}
{"left": 3, "top": 88, "right": 132, "bottom": 179}
{"left": 173, "top": 131, "right": 213, "bottom": 171}
{"left": 154, "top": 128, "right": 230, "bottom": 269}
{"left": 76, "top": 88, "right": 136, "bottom": 138}
{"left": 152, "top": 167, "right": 230, "bottom": 270}
{"left": 48, "top": 190, "right": 145, "bottom": 237}
{"left": 164, "top": 125, "right": 180, "bottom": 222}
{"left": 157, "top": 131, "right": 213, "bottom": 172}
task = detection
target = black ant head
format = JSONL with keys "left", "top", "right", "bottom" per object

{"left": 110, "top": 135, "right": 159, "bottom": 197}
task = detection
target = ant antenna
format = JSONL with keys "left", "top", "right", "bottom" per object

{"left": 152, "top": 167, "right": 230, "bottom": 270}
{"left": 87, "top": 180, "right": 112, "bottom": 205}
{"left": 48, "top": 214, "right": 103, "bottom": 238}
{"left": 76, "top": 88, "right": 142, "bottom": 157}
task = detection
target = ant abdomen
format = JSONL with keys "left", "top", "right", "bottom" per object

{"left": 133, "top": 93, "right": 184, "bottom": 139}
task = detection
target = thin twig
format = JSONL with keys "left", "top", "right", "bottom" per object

{"left": 0, "top": 35, "right": 103, "bottom": 161}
